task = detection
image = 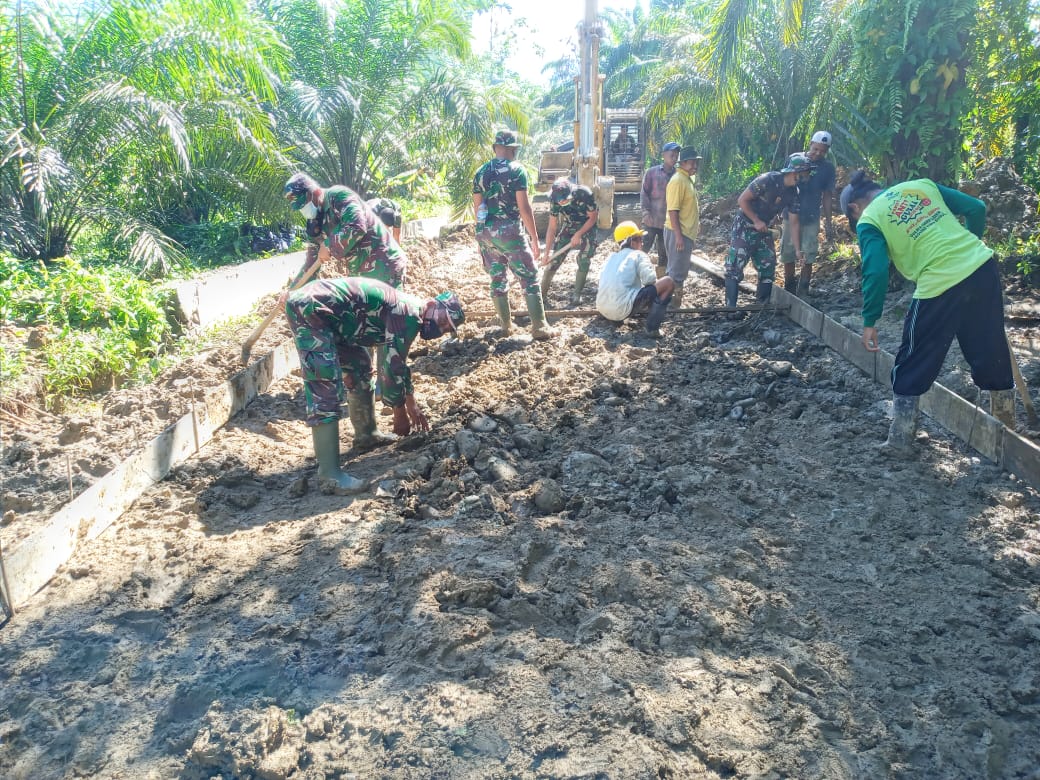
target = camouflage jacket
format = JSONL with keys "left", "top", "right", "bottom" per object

{"left": 472, "top": 157, "right": 529, "bottom": 223}
{"left": 292, "top": 185, "right": 406, "bottom": 289}
{"left": 550, "top": 185, "right": 597, "bottom": 230}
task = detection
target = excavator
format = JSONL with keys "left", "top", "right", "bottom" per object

{"left": 534, "top": 0, "right": 646, "bottom": 233}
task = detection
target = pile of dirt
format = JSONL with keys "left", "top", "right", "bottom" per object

{"left": 1, "top": 234, "right": 1040, "bottom": 778}
{"left": 966, "top": 157, "right": 1040, "bottom": 243}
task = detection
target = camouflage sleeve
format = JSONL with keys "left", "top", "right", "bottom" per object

{"left": 288, "top": 241, "right": 321, "bottom": 289}
{"left": 472, "top": 166, "right": 485, "bottom": 195}
{"left": 747, "top": 174, "right": 770, "bottom": 200}
{"left": 378, "top": 330, "right": 414, "bottom": 408}
{"left": 326, "top": 197, "right": 365, "bottom": 256}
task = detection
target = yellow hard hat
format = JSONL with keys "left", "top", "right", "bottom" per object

{"left": 613, "top": 221, "right": 647, "bottom": 243}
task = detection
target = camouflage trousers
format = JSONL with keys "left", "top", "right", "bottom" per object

{"left": 546, "top": 223, "right": 597, "bottom": 273}
{"left": 286, "top": 299, "right": 378, "bottom": 428}
{"left": 724, "top": 218, "right": 777, "bottom": 284}
{"left": 476, "top": 220, "right": 540, "bottom": 298}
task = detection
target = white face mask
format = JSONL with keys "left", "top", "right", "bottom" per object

{"left": 298, "top": 201, "right": 319, "bottom": 220}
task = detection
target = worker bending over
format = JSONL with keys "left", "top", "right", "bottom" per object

{"left": 841, "top": 170, "right": 1015, "bottom": 453}
{"left": 541, "top": 178, "right": 599, "bottom": 307}
{"left": 285, "top": 278, "right": 464, "bottom": 494}
{"left": 596, "top": 222, "right": 674, "bottom": 337}
{"left": 284, "top": 173, "right": 406, "bottom": 290}
{"left": 725, "top": 154, "right": 812, "bottom": 307}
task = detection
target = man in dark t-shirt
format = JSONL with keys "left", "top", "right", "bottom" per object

{"left": 780, "top": 130, "right": 836, "bottom": 296}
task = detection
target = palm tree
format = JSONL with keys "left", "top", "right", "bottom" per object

{"left": 0, "top": 0, "right": 286, "bottom": 272}
{"left": 641, "top": 0, "right": 854, "bottom": 179}
{"left": 263, "top": 0, "right": 531, "bottom": 212}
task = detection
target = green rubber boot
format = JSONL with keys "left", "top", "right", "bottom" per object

{"left": 347, "top": 389, "right": 397, "bottom": 452}
{"left": 571, "top": 267, "right": 590, "bottom": 306}
{"left": 990, "top": 389, "right": 1015, "bottom": 428}
{"left": 492, "top": 295, "right": 512, "bottom": 336}
{"left": 526, "top": 289, "right": 557, "bottom": 340}
{"left": 540, "top": 265, "right": 559, "bottom": 308}
{"left": 311, "top": 422, "right": 368, "bottom": 495}
{"left": 880, "top": 394, "right": 919, "bottom": 456}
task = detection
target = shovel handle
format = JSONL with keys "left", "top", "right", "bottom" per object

{"left": 241, "top": 258, "right": 323, "bottom": 359}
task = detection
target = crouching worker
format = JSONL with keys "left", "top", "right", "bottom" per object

{"left": 596, "top": 222, "right": 675, "bottom": 337}
{"left": 286, "top": 277, "right": 465, "bottom": 494}
{"left": 842, "top": 170, "right": 1014, "bottom": 454}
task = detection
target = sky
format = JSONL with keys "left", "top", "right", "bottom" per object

{"left": 472, "top": 0, "right": 642, "bottom": 86}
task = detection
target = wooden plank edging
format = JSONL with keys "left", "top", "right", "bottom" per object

{"left": 3, "top": 340, "right": 300, "bottom": 609}
{"left": 690, "top": 251, "right": 1040, "bottom": 487}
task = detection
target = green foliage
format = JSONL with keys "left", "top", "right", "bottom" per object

{"left": 849, "top": 0, "right": 976, "bottom": 181}
{"left": 964, "top": 0, "right": 1040, "bottom": 189}
{"left": 0, "top": 253, "right": 173, "bottom": 397}
{"left": 0, "top": 0, "right": 287, "bottom": 272}
{"left": 266, "top": 0, "right": 530, "bottom": 214}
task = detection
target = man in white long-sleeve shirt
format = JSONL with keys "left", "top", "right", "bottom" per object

{"left": 596, "top": 221, "right": 675, "bottom": 337}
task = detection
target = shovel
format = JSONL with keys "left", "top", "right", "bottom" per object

{"left": 240, "top": 258, "right": 323, "bottom": 364}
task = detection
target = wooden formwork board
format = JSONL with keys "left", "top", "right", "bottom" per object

{"left": 3, "top": 340, "right": 300, "bottom": 610}
{"left": 690, "top": 251, "right": 1040, "bottom": 487}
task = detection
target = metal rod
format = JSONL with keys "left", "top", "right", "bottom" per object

{"left": 465, "top": 304, "right": 782, "bottom": 320}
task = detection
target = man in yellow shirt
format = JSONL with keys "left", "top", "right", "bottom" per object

{"left": 663, "top": 146, "right": 701, "bottom": 308}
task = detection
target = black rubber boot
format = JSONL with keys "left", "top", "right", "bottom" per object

{"left": 347, "top": 389, "right": 396, "bottom": 452}
{"left": 755, "top": 280, "right": 773, "bottom": 302}
{"left": 645, "top": 295, "right": 671, "bottom": 336}
{"left": 725, "top": 277, "right": 739, "bottom": 308}
{"left": 783, "top": 262, "right": 798, "bottom": 292}
{"left": 311, "top": 422, "right": 368, "bottom": 495}
{"left": 668, "top": 282, "right": 684, "bottom": 310}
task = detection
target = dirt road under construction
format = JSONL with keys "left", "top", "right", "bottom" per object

{"left": 2, "top": 232, "right": 1040, "bottom": 778}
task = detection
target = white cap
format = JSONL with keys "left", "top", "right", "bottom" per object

{"left": 811, "top": 130, "right": 832, "bottom": 145}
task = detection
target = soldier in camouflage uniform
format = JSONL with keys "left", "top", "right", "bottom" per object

{"left": 472, "top": 129, "right": 555, "bottom": 340}
{"left": 285, "top": 277, "right": 464, "bottom": 495}
{"left": 541, "top": 178, "right": 599, "bottom": 307}
{"left": 724, "top": 154, "right": 812, "bottom": 307}
{"left": 284, "top": 173, "right": 406, "bottom": 290}
{"left": 367, "top": 196, "right": 403, "bottom": 244}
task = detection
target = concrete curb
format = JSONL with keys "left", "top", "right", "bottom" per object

{"left": 691, "top": 251, "right": 1040, "bottom": 487}
{"left": 3, "top": 340, "right": 301, "bottom": 609}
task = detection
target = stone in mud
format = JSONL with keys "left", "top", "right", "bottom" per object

{"left": 512, "top": 425, "right": 548, "bottom": 453}
{"left": 768, "top": 360, "right": 793, "bottom": 377}
{"left": 534, "top": 479, "right": 566, "bottom": 513}
{"left": 762, "top": 329, "right": 782, "bottom": 346}
{"left": 287, "top": 477, "right": 308, "bottom": 498}
{"left": 486, "top": 457, "right": 518, "bottom": 483}
{"left": 469, "top": 415, "right": 498, "bottom": 432}
{"left": 562, "top": 451, "right": 611, "bottom": 478}
{"left": 58, "top": 417, "right": 92, "bottom": 445}
{"left": 455, "top": 429, "right": 482, "bottom": 462}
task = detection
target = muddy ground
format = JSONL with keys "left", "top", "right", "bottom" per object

{"left": 1, "top": 228, "right": 1040, "bottom": 779}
